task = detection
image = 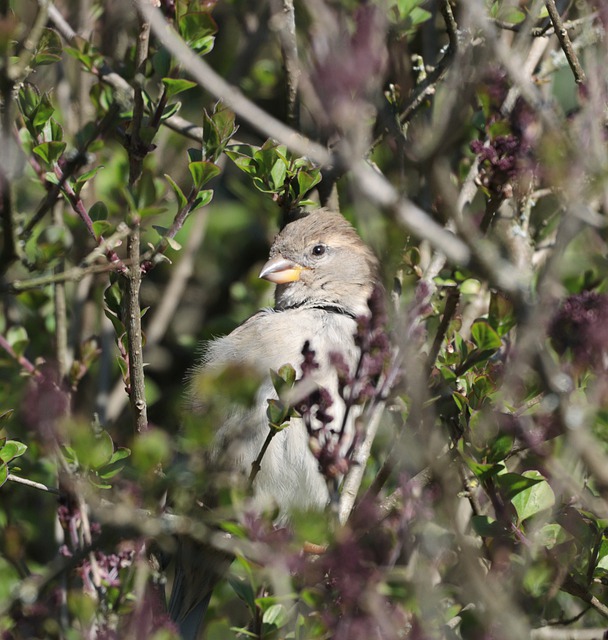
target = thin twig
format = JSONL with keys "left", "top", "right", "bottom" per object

{"left": 492, "top": 13, "right": 598, "bottom": 37}
{"left": 397, "top": 0, "right": 458, "bottom": 127}
{"left": 105, "top": 209, "right": 207, "bottom": 423}
{"left": 7, "top": 473, "right": 60, "bottom": 495}
{"left": 0, "top": 334, "right": 41, "bottom": 378}
{"left": 544, "top": 0, "right": 586, "bottom": 85}
{"left": 270, "top": 0, "right": 300, "bottom": 128}
{"left": 123, "top": 16, "right": 151, "bottom": 434}
{"left": 249, "top": 428, "right": 278, "bottom": 486}
{"left": 53, "top": 202, "right": 70, "bottom": 380}
{"left": 427, "top": 287, "right": 460, "bottom": 370}
{"left": 4, "top": 248, "right": 130, "bottom": 294}
{"left": 350, "top": 162, "right": 470, "bottom": 265}
{"left": 9, "top": 0, "right": 50, "bottom": 82}
{"left": 530, "top": 629, "right": 608, "bottom": 640}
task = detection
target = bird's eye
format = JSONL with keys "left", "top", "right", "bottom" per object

{"left": 311, "top": 244, "right": 326, "bottom": 257}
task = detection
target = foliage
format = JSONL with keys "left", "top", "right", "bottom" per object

{"left": 0, "top": 1, "right": 608, "bottom": 639}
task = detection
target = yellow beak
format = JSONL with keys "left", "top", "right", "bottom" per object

{"left": 259, "top": 255, "right": 304, "bottom": 284}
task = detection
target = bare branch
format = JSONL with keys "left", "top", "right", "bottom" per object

{"left": 544, "top": 0, "right": 587, "bottom": 85}
{"left": 7, "top": 473, "right": 60, "bottom": 495}
{"left": 270, "top": 0, "right": 300, "bottom": 128}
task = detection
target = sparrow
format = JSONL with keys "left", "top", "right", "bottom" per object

{"left": 169, "top": 209, "right": 379, "bottom": 639}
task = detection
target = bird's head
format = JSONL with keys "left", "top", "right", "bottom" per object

{"left": 259, "top": 210, "right": 378, "bottom": 317}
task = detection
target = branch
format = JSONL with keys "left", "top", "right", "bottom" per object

{"left": 52, "top": 203, "right": 70, "bottom": 380}
{"left": 530, "top": 630, "right": 608, "bottom": 640}
{"left": 3, "top": 224, "right": 131, "bottom": 293}
{"left": 397, "top": 0, "right": 458, "bottom": 127}
{"left": 492, "top": 13, "right": 599, "bottom": 37}
{"left": 7, "top": 473, "right": 60, "bottom": 495}
{"left": 350, "top": 162, "right": 470, "bottom": 265}
{"left": 105, "top": 212, "right": 207, "bottom": 422}
{"left": 0, "top": 334, "right": 41, "bottom": 378}
{"left": 249, "top": 428, "right": 278, "bottom": 486}
{"left": 544, "top": 0, "right": 586, "bottom": 85}
{"left": 122, "top": 17, "right": 150, "bottom": 434}
{"left": 338, "top": 401, "right": 386, "bottom": 524}
{"left": 270, "top": 0, "right": 300, "bottom": 128}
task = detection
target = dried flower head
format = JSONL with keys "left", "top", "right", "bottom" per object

{"left": 549, "top": 291, "right": 608, "bottom": 371}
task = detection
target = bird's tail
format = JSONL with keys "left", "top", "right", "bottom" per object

{"left": 168, "top": 537, "right": 231, "bottom": 640}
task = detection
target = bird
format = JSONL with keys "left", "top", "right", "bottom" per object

{"left": 168, "top": 209, "right": 379, "bottom": 639}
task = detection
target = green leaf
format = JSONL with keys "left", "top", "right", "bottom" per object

{"left": 90, "top": 201, "right": 108, "bottom": 222}
{"left": 178, "top": 12, "right": 217, "bottom": 55}
{"left": 86, "top": 430, "right": 114, "bottom": 470}
{"left": 191, "top": 189, "right": 213, "bottom": 211}
{"left": 471, "top": 320, "right": 502, "bottom": 352}
{"left": 201, "top": 103, "right": 237, "bottom": 161}
{"left": 92, "top": 220, "right": 113, "bottom": 238}
{"left": 32, "top": 93, "right": 55, "bottom": 133}
{"left": 75, "top": 166, "right": 104, "bottom": 195}
{"left": 262, "top": 603, "right": 288, "bottom": 629}
{"left": 471, "top": 515, "right": 508, "bottom": 538}
{"left": 138, "top": 206, "right": 166, "bottom": 219}
{"left": 108, "top": 447, "right": 131, "bottom": 464}
{"left": 489, "top": 292, "right": 516, "bottom": 337}
{"left": 160, "top": 101, "right": 182, "bottom": 121}
{"left": 536, "top": 523, "right": 570, "bottom": 549}
{"left": 0, "top": 441, "right": 27, "bottom": 464}
{"left": 0, "top": 462, "right": 7, "bottom": 488}
{"left": 165, "top": 174, "right": 188, "bottom": 210}
{"left": 495, "top": 471, "right": 543, "bottom": 502}
{"left": 161, "top": 77, "right": 197, "bottom": 99}
{"left": 188, "top": 161, "right": 221, "bottom": 189}
{"left": 6, "top": 326, "right": 29, "bottom": 358}
{"left": 269, "top": 158, "right": 287, "bottom": 191}
{"left": 228, "top": 576, "right": 256, "bottom": 612}
{"left": 465, "top": 459, "right": 504, "bottom": 481}
{"left": 225, "top": 148, "right": 257, "bottom": 176}
{"left": 296, "top": 169, "right": 322, "bottom": 198}
{"left": 32, "top": 28, "right": 63, "bottom": 67}
{"left": 46, "top": 118, "right": 64, "bottom": 142}
{"left": 409, "top": 7, "right": 432, "bottom": 26}
{"left": 486, "top": 433, "right": 514, "bottom": 463}
{"left": 32, "top": 141, "right": 66, "bottom": 164}
{"left": 396, "top": 0, "right": 426, "bottom": 17}
{"left": 266, "top": 399, "right": 289, "bottom": 428}
{"left": 131, "top": 428, "right": 171, "bottom": 471}
{"left": 511, "top": 471, "right": 555, "bottom": 523}
{"left": 166, "top": 236, "right": 182, "bottom": 251}
{"left": 104, "top": 281, "right": 122, "bottom": 316}
{"left": 277, "top": 364, "right": 297, "bottom": 387}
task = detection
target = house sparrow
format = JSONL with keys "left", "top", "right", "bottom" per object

{"left": 169, "top": 209, "right": 379, "bottom": 639}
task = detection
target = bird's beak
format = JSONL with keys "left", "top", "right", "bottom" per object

{"left": 259, "top": 255, "right": 304, "bottom": 284}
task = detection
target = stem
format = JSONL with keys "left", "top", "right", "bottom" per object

{"left": 53, "top": 203, "right": 70, "bottom": 380}
{"left": 249, "top": 428, "right": 278, "bottom": 486}
{"left": 123, "top": 16, "right": 151, "bottom": 434}
{"left": 9, "top": 0, "right": 50, "bottom": 83}
{"left": 338, "top": 400, "right": 385, "bottom": 524}
{"left": 271, "top": 0, "right": 300, "bottom": 128}
{"left": 427, "top": 287, "right": 460, "bottom": 370}
{"left": 544, "top": 0, "right": 586, "bottom": 85}
{"left": 125, "top": 228, "right": 148, "bottom": 433}
{"left": 0, "top": 334, "right": 41, "bottom": 377}
{"left": 7, "top": 473, "right": 60, "bottom": 495}
{"left": 128, "top": 17, "right": 151, "bottom": 186}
